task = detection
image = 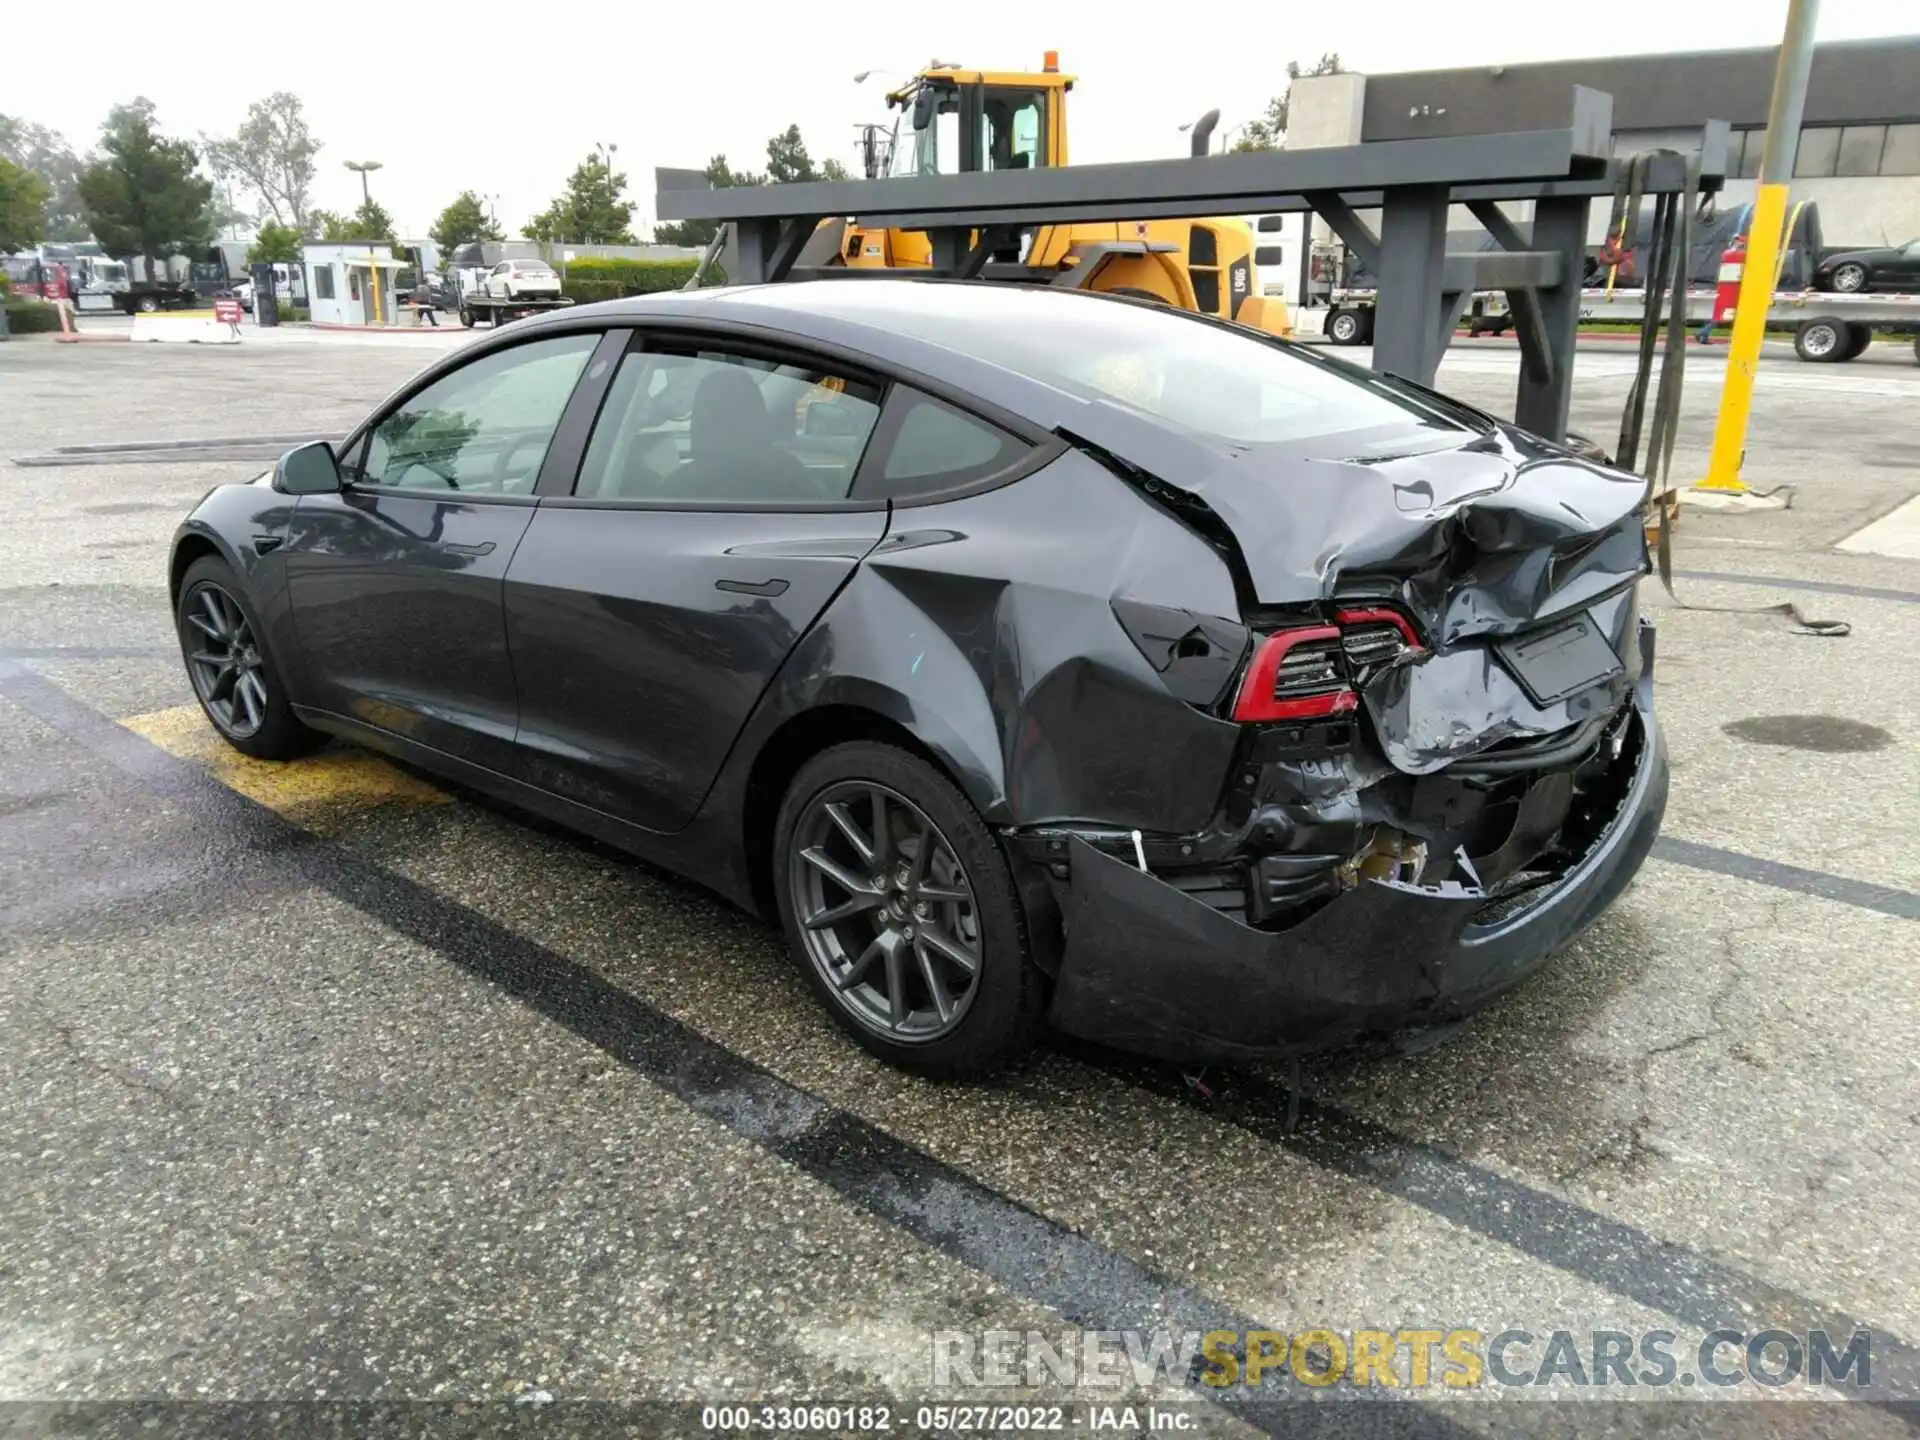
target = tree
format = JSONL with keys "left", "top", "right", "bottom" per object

{"left": 1234, "top": 53, "right": 1344, "bottom": 151}
{"left": 429, "top": 190, "right": 503, "bottom": 257}
{"left": 765, "top": 125, "right": 851, "bottom": 184}
{"left": 0, "top": 114, "right": 87, "bottom": 240}
{"left": 312, "top": 199, "right": 396, "bottom": 245}
{"left": 0, "top": 156, "right": 49, "bottom": 253}
{"left": 203, "top": 93, "right": 319, "bottom": 232}
{"left": 651, "top": 153, "right": 765, "bottom": 247}
{"left": 247, "top": 221, "right": 303, "bottom": 264}
{"left": 76, "top": 100, "right": 214, "bottom": 280}
{"left": 522, "top": 153, "right": 636, "bottom": 245}
{"left": 765, "top": 124, "right": 818, "bottom": 184}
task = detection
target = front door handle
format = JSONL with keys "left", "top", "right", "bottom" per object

{"left": 251, "top": 534, "right": 283, "bottom": 554}
{"left": 443, "top": 540, "right": 497, "bottom": 557}
{"left": 715, "top": 577, "right": 790, "bottom": 598}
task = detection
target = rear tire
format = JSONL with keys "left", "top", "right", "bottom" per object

{"left": 1794, "top": 318, "right": 1846, "bottom": 363}
{"left": 1842, "top": 324, "right": 1873, "bottom": 361}
{"left": 175, "top": 556, "right": 323, "bottom": 761}
{"left": 1830, "top": 263, "right": 1867, "bottom": 293}
{"left": 459, "top": 306, "right": 474, "bottom": 328}
{"left": 1327, "top": 308, "right": 1364, "bottom": 345}
{"left": 773, "top": 741, "right": 1044, "bottom": 1077}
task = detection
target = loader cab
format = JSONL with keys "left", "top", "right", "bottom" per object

{"left": 887, "top": 58, "right": 1072, "bottom": 179}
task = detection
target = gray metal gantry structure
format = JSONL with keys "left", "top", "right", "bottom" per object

{"left": 654, "top": 88, "right": 1727, "bottom": 445}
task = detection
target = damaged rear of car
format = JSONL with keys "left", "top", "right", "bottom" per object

{"left": 740, "top": 283, "right": 1668, "bottom": 1070}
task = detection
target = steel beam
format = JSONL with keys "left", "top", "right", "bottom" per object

{"left": 1371, "top": 186, "right": 1451, "bottom": 384}
{"left": 656, "top": 89, "right": 1614, "bottom": 225}
{"left": 1303, "top": 193, "right": 1380, "bottom": 276}
{"left": 854, "top": 164, "right": 1722, "bottom": 230}
{"left": 1464, "top": 200, "right": 1531, "bottom": 254}
{"left": 1511, "top": 194, "right": 1591, "bottom": 440}
{"left": 1443, "top": 251, "right": 1563, "bottom": 292}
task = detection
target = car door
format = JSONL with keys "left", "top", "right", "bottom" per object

{"left": 502, "top": 332, "right": 890, "bottom": 831}
{"left": 281, "top": 329, "right": 603, "bottom": 772}
{"left": 1895, "top": 241, "right": 1920, "bottom": 286}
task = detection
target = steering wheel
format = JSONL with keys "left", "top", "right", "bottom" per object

{"left": 491, "top": 433, "right": 549, "bottom": 492}
{"left": 390, "top": 455, "right": 460, "bottom": 489}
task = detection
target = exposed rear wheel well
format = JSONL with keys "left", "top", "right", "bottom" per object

{"left": 740, "top": 705, "right": 954, "bottom": 919}
{"left": 169, "top": 535, "right": 223, "bottom": 606}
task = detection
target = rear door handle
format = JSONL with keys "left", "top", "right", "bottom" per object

{"left": 251, "top": 534, "right": 283, "bottom": 554}
{"left": 716, "top": 577, "right": 790, "bottom": 597}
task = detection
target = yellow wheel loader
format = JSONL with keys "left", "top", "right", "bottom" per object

{"left": 819, "top": 54, "right": 1292, "bottom": 338}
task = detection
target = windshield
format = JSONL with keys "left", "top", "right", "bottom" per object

{"left": 809, "top": 285, "right": 1458, "bottom": 447}
{"left": 889, "top": 84, "right": 960, "bottom": 178}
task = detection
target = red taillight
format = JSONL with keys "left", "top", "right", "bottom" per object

{"left": 1232, "top": 626, "right": 1358, "bottom": 722}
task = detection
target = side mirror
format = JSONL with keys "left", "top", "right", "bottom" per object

{"left": 912, "top": 86, "right": 936, "bottom": 132}
{"left": 275, "top": 440, "right": 342, "bottom": 495}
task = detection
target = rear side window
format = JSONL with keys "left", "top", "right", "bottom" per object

{"left": 574, "top": 346, "right": 883, "bottom": 505}
{"left": 856, "top": 389, "right": 1031, "bottom": 501}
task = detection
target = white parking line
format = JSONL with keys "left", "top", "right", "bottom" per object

{"left": 1838, "top": 494, "right": 1920, "bottom": 560}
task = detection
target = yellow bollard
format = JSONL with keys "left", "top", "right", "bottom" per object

{"left": 1695, "top": 182, "right": 1790, "bottom": 494}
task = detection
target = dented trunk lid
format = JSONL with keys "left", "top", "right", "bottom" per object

{"left": 1068, "top": 400, "right": 1652, "bottom": 772}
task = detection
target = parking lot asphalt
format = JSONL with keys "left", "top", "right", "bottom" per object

{"left": 2, "top": 333, "right": 1918, "bottom": 1435}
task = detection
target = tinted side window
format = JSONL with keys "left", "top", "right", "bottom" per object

{"left": 574, "top": 348, "right": 882, "bottom": 505}
{"left": 357, "top": 333, "right": 597, "bottom": 495}
{"left": 858, "top": 390, "right": 1031, "bottom": 501}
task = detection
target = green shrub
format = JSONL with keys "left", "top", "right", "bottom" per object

{"left": 559, "top": 257, "right": 719, "bottom": 303}
{"left": 4, "top": 299, "right": 64, "bottom": 334}
{"left": 275, "top": 301, "right": 310, "bottom": 323}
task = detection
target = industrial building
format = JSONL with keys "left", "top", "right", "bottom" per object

{"left": 1346, "top": 35, "right": 1920, "bottom": 246}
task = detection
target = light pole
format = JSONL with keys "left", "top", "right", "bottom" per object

{"left": 344, "top": 159, "right": 383, "bottom": 208}
{"left": 343, "top": 160, "right": 386, "bottom": 324}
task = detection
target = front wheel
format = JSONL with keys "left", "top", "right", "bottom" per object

{"left": 137, "top": 295, "right": 159, "bottom": 313}
{"left": 1327, "top": 308, "right": 1364, "bottom": 345}
{"left": 773, "top": 741, "right": 1045, "bottom": 1077}
{"left": 1829, "top": 263, "right": 1868, "bottom": 293}
{"left": 176, "top": 556, "right": 323, "bottom": 760}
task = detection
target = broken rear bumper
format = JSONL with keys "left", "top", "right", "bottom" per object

{"left": 1046, "top": 698, "right": 1669, "bottom": 1065}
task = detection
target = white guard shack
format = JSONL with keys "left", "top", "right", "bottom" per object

{"left": 302, "top": 243, "right": 411, "bottom": 326}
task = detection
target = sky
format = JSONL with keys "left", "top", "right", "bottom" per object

{"left": 8, "top": 0, "right": 1912, "bottom": 239}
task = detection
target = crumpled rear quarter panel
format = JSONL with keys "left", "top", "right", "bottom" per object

{"left": 793, "top": 449, "right": 1246, "bottom": 833}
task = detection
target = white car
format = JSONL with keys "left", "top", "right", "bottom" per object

{"left": 485, "top": 260, "right": 562, "bottom": 301}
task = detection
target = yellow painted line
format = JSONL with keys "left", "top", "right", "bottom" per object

{"left": 121, "top": 704, "right": 449, "bottom": 828}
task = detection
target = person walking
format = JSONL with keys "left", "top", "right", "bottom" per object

{"left": 414, "top": 275, "right": 439, "bottom": 326}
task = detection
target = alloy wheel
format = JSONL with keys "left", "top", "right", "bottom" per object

{"left": 1801, "top": 323, "right": 1839, "bottom": 358}
{"left": 789, "top": 781, "right": 983, "bottom": 1043}
{"left": 1831, "top": 263, "right": 1866, "bottom": 292}
{"left": 182, "top": 582, "right": 270, "bottom": 738}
